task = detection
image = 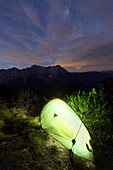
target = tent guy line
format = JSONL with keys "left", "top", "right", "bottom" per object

{"left": 71, "top": 121, "right": 82, "bottom": 152}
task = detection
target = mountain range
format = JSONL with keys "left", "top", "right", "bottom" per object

{"left": 0, "top": 65, "right": 113, "bottom": 97}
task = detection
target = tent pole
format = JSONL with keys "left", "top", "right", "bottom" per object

{"left": 69, "top": 150, "right": 74, "bottom": 170}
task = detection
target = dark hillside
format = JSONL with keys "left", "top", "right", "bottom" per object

{"left": 0, "top": 65, "right": 113, "bottom": 97}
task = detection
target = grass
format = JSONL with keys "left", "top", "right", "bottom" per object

{"left": 0, "top": 99, "right": 95, "bottom": 170}
{"left": 0, "top": 86, "right": 112, "bottom": 169}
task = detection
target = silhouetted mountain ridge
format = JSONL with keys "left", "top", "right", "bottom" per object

{"left": 0, "top": 65, "right": 113, "bottom": 96}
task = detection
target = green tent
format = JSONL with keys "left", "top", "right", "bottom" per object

{"left": 40, "top": 98, "right": 93, "bottom": 161}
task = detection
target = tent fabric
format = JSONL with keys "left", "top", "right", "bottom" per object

{"left": 40, "top": 98, "right": 93, "bottom": 161}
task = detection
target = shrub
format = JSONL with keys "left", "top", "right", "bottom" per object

{"left": 65, "top": 86, "right": 113, "bottom": 169}
{"left": 17, "top": 89, "right": 47, "bottom": 116}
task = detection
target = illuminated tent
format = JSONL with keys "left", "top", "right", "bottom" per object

{"left": 40, "top": 98, "right": 93, "bottom": 161}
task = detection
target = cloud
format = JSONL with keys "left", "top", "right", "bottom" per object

{"left": 0, "top": 0, "right": 113, "bottom": 72}
{"left": 53, "top": 33, "right": 113, "bottom": 72}
{"left": 23, "top": 3, "right": 45, "bottom": 32}
{"left": 86, "top": 42, "right": 113, "bottom": 60}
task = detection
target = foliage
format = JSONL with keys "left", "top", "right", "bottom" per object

{"left": 65, "top": 85, "right": 113, "bottom": 169}
{"left": 51, "top": 145, "right": 59, "bottom": 153}
{"left": 17, "top": 89, "right": 47, "bottom": 116}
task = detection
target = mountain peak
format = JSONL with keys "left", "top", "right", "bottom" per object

{"left": 30, "top": 65, "right": 43, "bottom": 69}
{"left": 0, "top": 65, "right": 113, "bottom": 96}
{"left": 29, "top": 64, "right": 68, "bottom": 75}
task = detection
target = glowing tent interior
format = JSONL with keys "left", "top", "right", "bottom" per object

{"left": 40, "top": 98, "right": 93, "bottom": 161}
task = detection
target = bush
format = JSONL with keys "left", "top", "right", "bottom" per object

{"left": 65, "top": 86, "right": 113, "bottom": 169}
{"left": 17, "top": 89, "right": 47, "bottom": 116}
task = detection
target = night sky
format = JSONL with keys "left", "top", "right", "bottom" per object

{"left": 0, "top": 0, "right": 113, "bottom": 72}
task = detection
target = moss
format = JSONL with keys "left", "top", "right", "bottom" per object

{"left": 0, "top": 120, "right": 5, "bottom": 130}
{"left": 51, "top": 145, "right": 59, "bottom": 151}
{"left": 28, "top": 117, "right": 40, "bottom": 127}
